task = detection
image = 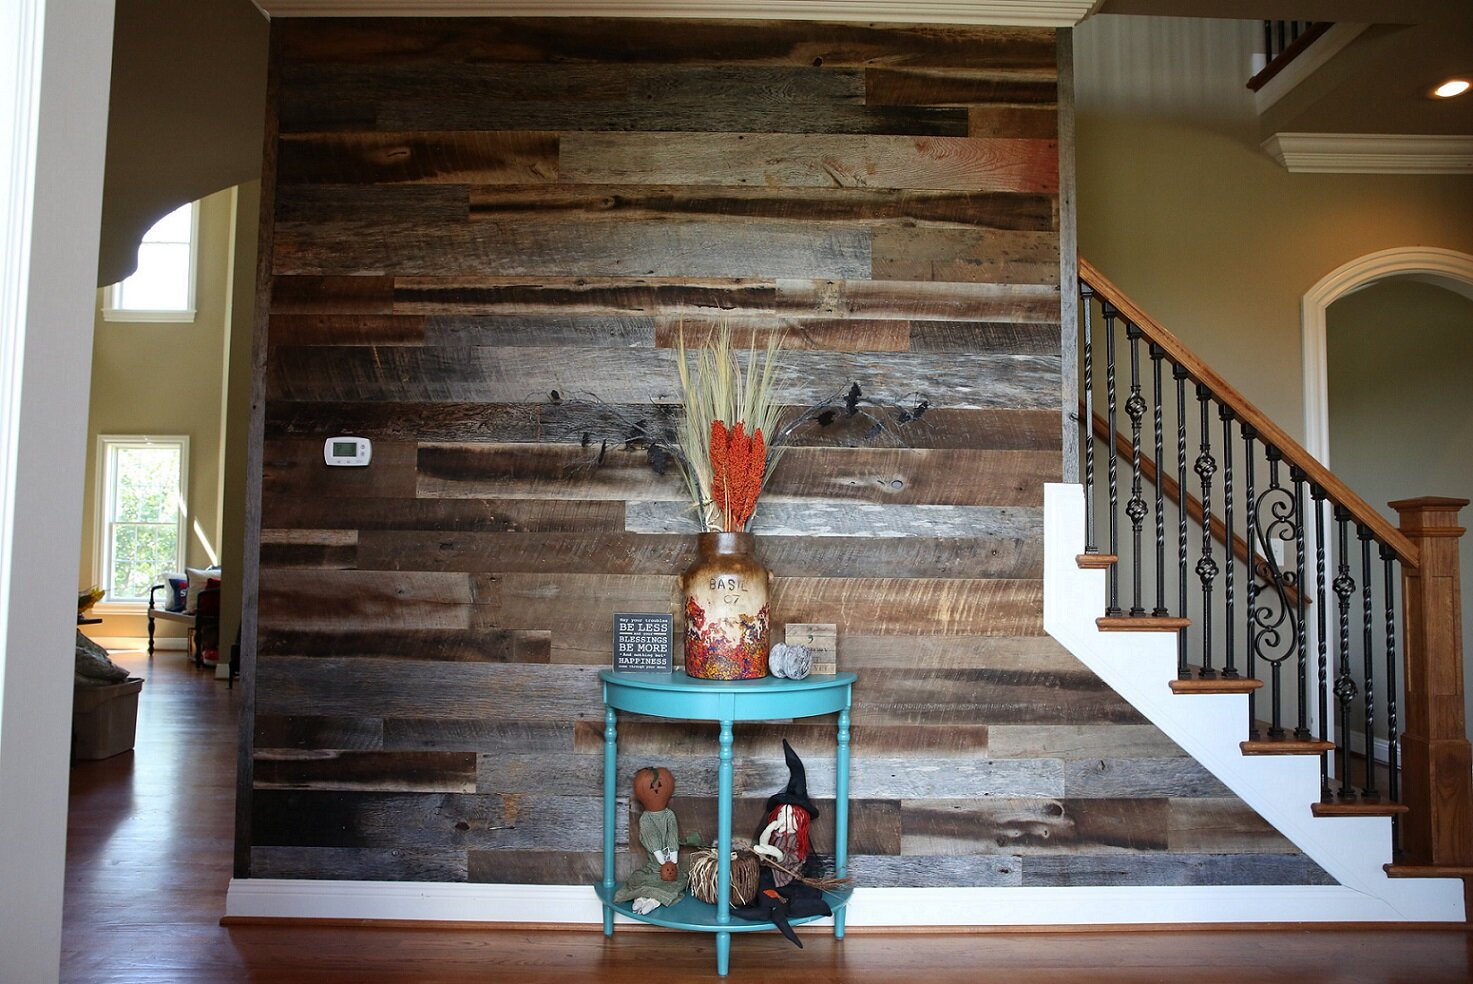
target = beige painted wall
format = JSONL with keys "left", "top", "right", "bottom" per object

{"left": 79, "top": 186, "right": 236, "bottom": 641}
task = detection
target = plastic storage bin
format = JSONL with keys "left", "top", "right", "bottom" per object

{"left": 72, "top": 677, "right": 143, "bottom": 760}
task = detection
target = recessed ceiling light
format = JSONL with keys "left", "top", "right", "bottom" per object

{"left": 1432, "top": 78, "right": 1470, "bottom": 98}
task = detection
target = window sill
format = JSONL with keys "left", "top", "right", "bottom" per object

{"left": 101, "top": 308, "right": 197, "bottom": 324}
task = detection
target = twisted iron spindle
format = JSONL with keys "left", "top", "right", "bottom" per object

{"left": 1359, "top": 525, "right": 1379, "bottom": 800}
{"left": 1195, "top": 383, "right": 1218, "bottom": 677}
{"left": 1081, "top": 282, "right": 1097, "bottom": 554}
{"left": 1313, "top": 485, "right": 1331, "bottom": 799}
{"left": 1150, "top": 343, "right": 1168, "bottom": 617}
{"left": 1125, "top": 323, "right": 1147, "bottom": 617}
{"left": 1220, "top": 404, "right": 1238, "bottom": 679}
{"left": 1381, "top": 543, "right": 1401, "bottom": 843}
{"left": 1174, "top": 363, "right": 1190, "bottom": 678}
{"left": 1333, "top": 506, "right": 1358, "bottom": 799}
{"left": 1292, "top": 466, "right": 1311, "bottom": 741}
{"left": 1243, "top": 429, "right": 1260, "bottom": 734}
{"left": 1103, "top": 301, "right": 1122, "bottom": 617}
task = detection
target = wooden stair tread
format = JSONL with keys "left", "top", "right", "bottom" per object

{"left": 1241, "top": 735, "right": 1335, "bottom": 755}
{"left": 1384, "top": 863, "right": 1473, "bottom": 879}
{"left": 1170, "top": 666, "right": 1262, "bottom": 695}
{"left": 1311, "top": 797, "right": 1409, "bottom": 817}
{"left": 1076, "top": 552, "right": 1117, "bottom": 570}
{"left": 1097, "top": 615, "right": 1191, "bottom": 632}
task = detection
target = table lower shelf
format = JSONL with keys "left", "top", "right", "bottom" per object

{"left": 595, "top": 882, "right": 852, "bottom": 933}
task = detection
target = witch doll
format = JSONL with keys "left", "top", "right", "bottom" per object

{"left": 613, "top": 765, "right": 686, "bottom": 915}
{"left": 737, "top": 739, "right": 833, "bottom": 946}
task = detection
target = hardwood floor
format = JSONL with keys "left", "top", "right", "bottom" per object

{"left": 62, "top": 647, "right": 1473, "bottom": 983}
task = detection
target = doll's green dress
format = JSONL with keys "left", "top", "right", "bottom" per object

{"left": 614, "top": 808, "right": 686, "bottom": 907}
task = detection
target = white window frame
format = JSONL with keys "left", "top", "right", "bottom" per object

{"left": 101, "top": 200, "right": 199, "bottom": 323}
{"left": 93, "top": 434, "right": 189, "bottom": 611}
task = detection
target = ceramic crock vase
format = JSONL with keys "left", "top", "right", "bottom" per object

{"left": 681, "top": 532, "right": 770, "bottom": 679}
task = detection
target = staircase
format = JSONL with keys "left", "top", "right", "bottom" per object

{"left": 1048, "top": 260, "right": 1473, "bottom": 922}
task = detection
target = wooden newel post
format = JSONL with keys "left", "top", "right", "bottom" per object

{"left": 1391, "top": 496, "right": 1473, "bottom": 866}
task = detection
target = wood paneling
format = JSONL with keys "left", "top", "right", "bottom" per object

{"left": 248, "top": 16, "right": 1311, "bottom": 895}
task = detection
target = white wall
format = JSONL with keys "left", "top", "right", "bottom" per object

{"left": 0, "top": 3, "right": 115, "bottom": 982}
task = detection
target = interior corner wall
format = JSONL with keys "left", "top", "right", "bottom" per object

{"left": 79, "top": 186, "right": 237, "bottom": 641}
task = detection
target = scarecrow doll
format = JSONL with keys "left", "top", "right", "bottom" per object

{"left": 614, "top": 766, "right": 686, "bottom": 915}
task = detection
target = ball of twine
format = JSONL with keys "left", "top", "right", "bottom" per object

{"left": 687, "top": 846, "right": 760, "bottom": 906}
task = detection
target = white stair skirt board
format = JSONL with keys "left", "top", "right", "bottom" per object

{"left": 225, "top": 878, "right": 1439, "bottom": 926}
{"left": 1043, "top": 483, "right": 1464, "bottom": 923}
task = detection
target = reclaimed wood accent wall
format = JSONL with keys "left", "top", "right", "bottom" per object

{"left": 250, "top": 17, "right": 1326, "bottom": 890}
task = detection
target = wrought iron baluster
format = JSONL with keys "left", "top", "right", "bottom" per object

{"left": 1250, "top": 444, "right": 1300, "bottom": 741}
{"left": 1125, "top": 322, "right": 1147, "bottom": 617}
{"left": 1081, "top": 282, "right": 1097, "bottom": 555}
{"left": 1150, "top": 343, "right": 1167, "bottom": 617}
{"left": 1243, "top": 430, "right": 1259, "bottom": 734}
{"left": 1359, "top": 525, "right": 1379, "bottom": 800}
{"left": 1195, "top": 383, "right": 1218, "bottom": 677}
{"left": 1333, "top": 507, "right": 1357, "bottom": 799}
{"left": 1220, "top": 405, "right": 1238, "bottom": 679}
{"left": 1103, "top": 301, "right": 1122, "bottom": 617}
{"left": 1313, "top": 486, "right": 1331, "bottom": 799}
{"left": 1381, "top": 543, "right": 1401, "bottom": 844}
{"left": 1174, "top": 363, "right": 1190, "bottom": 679}
{"left": 1291, "top": 466, "right": 1311, "bottom": 741}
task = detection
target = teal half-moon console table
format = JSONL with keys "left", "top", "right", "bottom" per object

{"left": 597, "top": 670, "right": 857, "bottom": 976}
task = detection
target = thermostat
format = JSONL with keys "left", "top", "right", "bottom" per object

{"left": 324, "top": 436, "right": 372, "bottom": 467}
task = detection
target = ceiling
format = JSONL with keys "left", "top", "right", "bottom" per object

{"left": 97, "top": 0, "right": 1470, "bottom": 285}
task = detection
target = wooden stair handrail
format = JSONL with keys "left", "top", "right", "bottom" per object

{"left": 1079, "top": 257, "right": 1419, "bottom": 570}
{"left": 1085, "top": 407, "right": 1307, "bottom": 609}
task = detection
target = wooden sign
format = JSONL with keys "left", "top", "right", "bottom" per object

{"left": 612, "top": 613, "right": 674, "bottom": 673}
{"left": 785, "top": 623, "right": 837, "bottom": 676}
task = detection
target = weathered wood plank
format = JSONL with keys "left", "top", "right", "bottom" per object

{"left": 254, "top": 750, "right": 478, "bottom": 793}
{"left": 776, "top": 278, "right": 1060, "bottom": 323}
{"left": 258, "top": 570, "right": 477, "bottom": 631}
{"left": 256, "top": 657, "right": 606, "bottom": 723}
{"left": 626, "top": 502, "right": 1043, "bottom": 539}
{"left": 673, "top": 797, "right": 902, "bottom": 857}
{"left": 1166, "top": 798, "right": 1301, "bottom": 855}
{"left": 270, "top": 275, "right": 394, "bottom": 314}
{"left": 277, "top": 18, "right": 1057, "bottom": 71}
{"left": 424, "top": 315, "right": 655, "bottom": 348}
{"left": 266, "top": 314, "right": 427, "bottom": 347}
{"left": 260, "top": 439, "right": 418, "bottom": 500}
{"left": 898, "top": 798, "right": 1169, "bottom": 856}
{"left": 970, "top": 105, "right": 1059, "bottom": 139}
{"left": 383, "top": 720, "right": 575, "bottom": 753}
{"left": 355, "top": 530, "right": 1042, "bottom": 579}
{"left": 415, "top": 444, "right": 1057, "bottom": 507}
{"left": 276, "top": 131, "right": 558, "bottom": 184}
{"left": 847, "top": 668, "right": 1141, "bottom": 725}
{"left": 469, "top": 186, "right": 1055, "bottom": 232}
{"left": 255, "top": 626, "right": 551, "bottom": 663}
{"left": 828, "top": 634, "right": 1072, "bottom": 670}
{"left": 254, "top": 715, "right": 385, "bottom": 751}
{"left": 264, "top": 401, "right": 1061, "bottom": 454}
{"left": 852, "top": 854, "right": 1021, "bottom": 887}
{"left": 272, "top": 218, "right": 873, "bottom": 280}
{"left": 865, "top": 68, "right": 1056, "bottom": 107}
{"left": 275, "top": 183, "right": 469, "bottom": 225}
{"left": 1018, "top": 853, "right": 1333, "bottom": 887}
{"left": 1062, "top": 758, "right": 1233, "bottom": 799}
{"left": 251, "top": 790, "right": 623, "bottom": 850}
{"left": 252, "top": 846, "right": 469, "bottom": 882}
{"left": 771, "top": 578, "right": 1045, "bottom": 637}
{"left": 467, "top": 850, "right": 633, "bottom": 885}
{"left": 561, "top": 133, "right": 1057, "bottom": 194}
{"left": 266, "top": 346, "right": 1060, "bottom": 411}
{"left": 987, "top": 724, "right": 1184, "bottom": 761}
{"left": 393, "top": 277, "right": 777, "bottom": 318}
{"left": 871, "top": 228, "right": 1058, "bottom": 285}
{"left": 259, "top": 494, "right": 624, "bottom": 534}
{"left": 260, "top": 528, "right": 359, "bottom": 570}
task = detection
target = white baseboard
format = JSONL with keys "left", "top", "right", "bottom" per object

{"left": 225, "top": 878, "right": 1459, "bottom": 926}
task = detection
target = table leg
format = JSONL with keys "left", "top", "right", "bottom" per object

{"left": 835, "top": 706, "right": 851, "bottom": 939}
{"left": 716, "top": 717, "right": 733, "bottom": 973}
{"left": 602, "top": 705, "right": 617, "bottom": 936}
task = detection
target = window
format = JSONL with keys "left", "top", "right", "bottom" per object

{"left": 102, "top": 201, "right": 198, "bottom": 322}
{"left": 95, "top": 436, "right": 189, "bottom": 605}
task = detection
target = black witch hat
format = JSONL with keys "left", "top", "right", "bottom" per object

{"left": 764, "top": 739, "right": 820, "bottom": 820}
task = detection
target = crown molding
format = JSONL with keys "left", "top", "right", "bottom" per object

{"left": 248, "top": 0, "right": 1097, "bottom": 26}
{"left": 1262, "top": 132, "right": 1473, "bottom": 174}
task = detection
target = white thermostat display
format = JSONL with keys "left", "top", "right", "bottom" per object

{"left": 324, "top": 436, "right": 372, "bottom": 467}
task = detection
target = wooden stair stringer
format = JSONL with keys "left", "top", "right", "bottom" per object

{"left": 1043, "top": 483, "right": 1463, "bottom": 922}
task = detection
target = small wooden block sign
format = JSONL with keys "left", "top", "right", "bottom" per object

{"left": 785, "top": 623, "right": 837, "bottom": 676}
{"left": 612, "top": 613, "right": 674, "bottom": 673}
